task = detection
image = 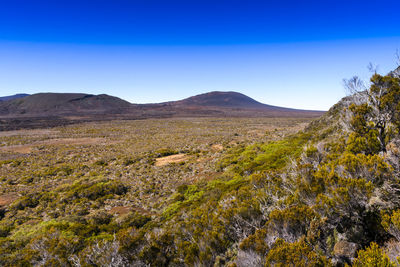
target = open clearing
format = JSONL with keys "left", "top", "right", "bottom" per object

{"left": 0, "top": 117, "right": 313, "bottom": 213}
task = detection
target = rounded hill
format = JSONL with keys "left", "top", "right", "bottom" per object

{"left": 169, "top": 91, "right": 302, "bottom": 111}
{"left": 0, "top": 93, "right": 132, "bottom": 115}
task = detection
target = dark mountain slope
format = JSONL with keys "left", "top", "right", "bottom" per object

{"left": 0, "top": 91, "right": 324, "bottom": 130}
{"left": 167, "top": 91, "right": 302, "bottom": 111}
{"left": 0, "top": 94, "right": 30, "bottom": 102}
{"left": 138, "top": 91, "right": 324, "bottom": 119}
{"left": 0, "top": 93, "right": 132, "bottom": 116}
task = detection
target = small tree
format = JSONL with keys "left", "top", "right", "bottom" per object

{"left": 344, "top": 73, "right": 400, "bottom": 153}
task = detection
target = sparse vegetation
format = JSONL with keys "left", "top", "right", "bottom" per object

{"left": 0, "top": 117, "right": 310, "bottom": 266}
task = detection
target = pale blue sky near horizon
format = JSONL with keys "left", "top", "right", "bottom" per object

{"left": 1, "top": 38, "right": 399, "bottom": 110}
{"left": 1, "top": 0, "right": 400, "bottom": 111}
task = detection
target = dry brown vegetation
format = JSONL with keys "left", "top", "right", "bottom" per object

{"left": 0, "top": 116, "right": 317, "bottom": 265}
{"left": 0, "top": 117, "right": 309, "bottom": 209}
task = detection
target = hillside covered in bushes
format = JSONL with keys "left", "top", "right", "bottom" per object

{"left": 128, "top": 69, "right": 400, "bottom": 266}
{"left": 1, "top": 68, "right": 400, "bottom": 266}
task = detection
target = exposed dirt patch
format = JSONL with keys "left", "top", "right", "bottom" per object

{"left": 109, "top": 206, "right": 155, "bottom": 216}
{"left": 0, "top": 193, "right": 19, "bottom": 207}
{"left": 0, "top": 145, "right": 33, "bottom": 154}
{"left": 155, "top": 153, "right": 188, "bottom": 166}
{"left": 211, "top": 144, "right": 223, "bottom": 151}
{"left": 109, "top": 206, "right": 131, "bottom": 216}
{"left": 197, "top": 156, "right": 213, "bottom": 163}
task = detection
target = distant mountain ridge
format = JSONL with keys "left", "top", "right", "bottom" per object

{"left": 168, "top": 91, "right": 303, "bottom": 111}
{"left": 170, "top": 91, "right": 268, "bottom": 108}
{"left": 0, "top": 93, "right": 132, "bottom": 116}
{"left": 168, "top": 91, "right": 284, "bottom": 108}
{"left": 0, "top": 91, "right": 324, "bottom": 130}
{"left": 0, "top": 94, "right": 30, "bottom": 101}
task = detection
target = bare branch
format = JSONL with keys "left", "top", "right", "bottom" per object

{"left": 343, "top": 76, "right": 366, "bottom": 95}
{"left": 367, "top": 62, "right": 379, "bottom": 74}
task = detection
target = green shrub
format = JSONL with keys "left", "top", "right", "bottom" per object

{"left": 265, "top": 238, "right": 329, "bottom": 266}
{"left": 352, "top": 242, "right": 394, "bottom": 267}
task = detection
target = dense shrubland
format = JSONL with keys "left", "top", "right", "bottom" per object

{"left": 1, "top": 69, "right": 400, "bottom": 266}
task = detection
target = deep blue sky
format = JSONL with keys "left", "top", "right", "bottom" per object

{"left": 0, "top": 0, "right": 399, "bottom": 109}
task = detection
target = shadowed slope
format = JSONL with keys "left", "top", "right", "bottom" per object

{"left": 0, "top": 94, "right": 30, "bottom": 102}
{"left": 0, "top": 93, "right": 132, "bottom": 115}
{"left": 0, "top": 91, "right": 324, "bottom": 130}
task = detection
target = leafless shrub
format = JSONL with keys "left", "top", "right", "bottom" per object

{"left": 343, "top": 76, "right": 366, "bottom": 95}
{"left": 84, "top": 237, "right": 128, "bottom": 267}
{"left": 384, "top": 239, "right": 400, "bottom": 264}
{"left": 236, "top": 249, "right": 264, "bottom": 267}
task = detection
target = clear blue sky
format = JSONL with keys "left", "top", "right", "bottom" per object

{"left": 0, "top": 0, "right": 399, "bottom": 110}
